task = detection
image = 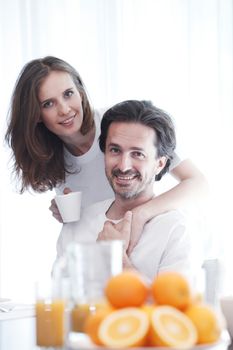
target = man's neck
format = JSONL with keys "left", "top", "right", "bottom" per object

{"left": 106, "top": 193, "right": 155, "bottom": 220}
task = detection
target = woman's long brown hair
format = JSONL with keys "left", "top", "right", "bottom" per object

{"left": 5, "top": 56, "right": 94, "bottom": 193}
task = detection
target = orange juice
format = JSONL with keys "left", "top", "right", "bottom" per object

{"left": 71, "top": 303, "right": 91, "bottom": 332}
{"left": 36, "top": 299, "right": 65, "bottom": 347}
{"left": 71, "top": 299, "right": 111, "bottom": 333}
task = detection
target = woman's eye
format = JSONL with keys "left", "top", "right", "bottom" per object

{"left": 64, "top": 90, "right": 74, "bottom": 98}
{"left": 42, "top": 100, "right": 53, "bottom": 108}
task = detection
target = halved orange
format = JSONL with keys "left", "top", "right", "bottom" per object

{"left": 84, "top": 308, "right": 113, "bottom": 345}
{"left": 149, "top": 305, "right": 197, "bottom": 348}
{"left": 141, "top": 303, "right": 157, "bottom": 318}
{"left": 98, "top": 307, "right": 149, "bottom": 348}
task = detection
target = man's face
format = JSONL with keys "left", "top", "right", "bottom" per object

{"left": 105, "top": 121, "right": 166, "bottom": 200}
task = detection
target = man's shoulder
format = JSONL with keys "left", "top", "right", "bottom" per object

{"left": 149, "top": 209, "right": 187, "bottom": 228}
{"left": 162, "top": 209, "right": 186, "bottom": 221}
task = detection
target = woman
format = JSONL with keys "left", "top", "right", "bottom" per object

{"left": 5, "top": 56, "right": 208, "bottom": 253}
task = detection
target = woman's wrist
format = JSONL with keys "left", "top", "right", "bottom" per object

{"left": 132, "top": 198, "right": 158, "bottom": 224}
{"left": 123, "top": 252, "right": 134, "bottom": 269}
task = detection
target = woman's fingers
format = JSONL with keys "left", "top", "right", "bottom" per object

{"left": 49, "top": 188, "right": 72, "bottom": 223}
{"left": 49, "top": 198, "right": 63, "bottom": 223}
{"left": 63, "top": 187, "right": 72, "bottom": 194}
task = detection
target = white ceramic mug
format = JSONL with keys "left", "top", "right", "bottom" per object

{"left": 55, "top": 191, "right": 82, "bottom": 223}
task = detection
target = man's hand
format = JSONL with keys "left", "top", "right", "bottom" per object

{"left": 97, "top": 211, "right": 132, "bottom": 252}
{"left": 49, "top": 187, "right": 72, "bottom": 223}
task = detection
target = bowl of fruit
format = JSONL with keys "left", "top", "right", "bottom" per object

{"left": 69, "top": 270, "right": 228, "bottom": 349}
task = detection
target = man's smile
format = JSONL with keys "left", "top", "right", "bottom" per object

{"left": 112, "top": 170, "right": 141, "bottom": 186}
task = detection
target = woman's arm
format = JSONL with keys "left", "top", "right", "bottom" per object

{"left": 128, "top": 159, "right": 208, "bottom": 254}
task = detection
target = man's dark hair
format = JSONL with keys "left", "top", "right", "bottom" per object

{"left": 99, "top": 100, "right": 176, "bottom": 181}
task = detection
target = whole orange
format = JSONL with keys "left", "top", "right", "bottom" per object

{"left": 105, "top": 269, "right": 149, "bottom": 308}
{"left": 151, "top": 271, "right": 191, "bottom": 310}
{"left": 185, "top": 303, "right": 222, "bottom": 344}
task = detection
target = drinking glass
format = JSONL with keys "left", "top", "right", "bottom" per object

{"left": 66, "top": 240, "right": 123, "bottom": 332}
{"left": 35, "top": 278, "right": 66, "bottom": 348}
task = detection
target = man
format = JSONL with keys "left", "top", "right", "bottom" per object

{"left": 56, "top": 100, "right": 192, "bottom": 280}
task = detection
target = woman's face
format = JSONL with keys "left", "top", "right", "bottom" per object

{"left": 38, "top": 70, "right": 84, "bottom": 140}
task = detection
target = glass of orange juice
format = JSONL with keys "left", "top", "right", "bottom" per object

{"left": 66, "top": 240, "right": 123, "bottom": 333}
{"left": 35, "top": 278, "right": 67, "bottom": 347}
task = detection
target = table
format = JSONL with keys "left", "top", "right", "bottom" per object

{"left": 0, "top": 305, "right": 232, "bottom": 350}
{"left": 0, "top": 305, "right": 37, "bottom": 349}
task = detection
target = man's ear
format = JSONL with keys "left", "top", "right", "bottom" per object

{"left": 155, "top": 156, "right": 167, "bottom": 175}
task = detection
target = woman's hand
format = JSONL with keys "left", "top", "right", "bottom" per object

{"left": 49, "top": 198, "right": 63, "bottom": 222}
{"left": 49, "top": 187, "right": 72, "bottom": 223}
{"left": 127, "top": 205, "right": 149, "bottom": 255}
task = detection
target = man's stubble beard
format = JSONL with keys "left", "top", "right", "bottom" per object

{"left": 107, "top": 172, "right": 155, "bottom": 201}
